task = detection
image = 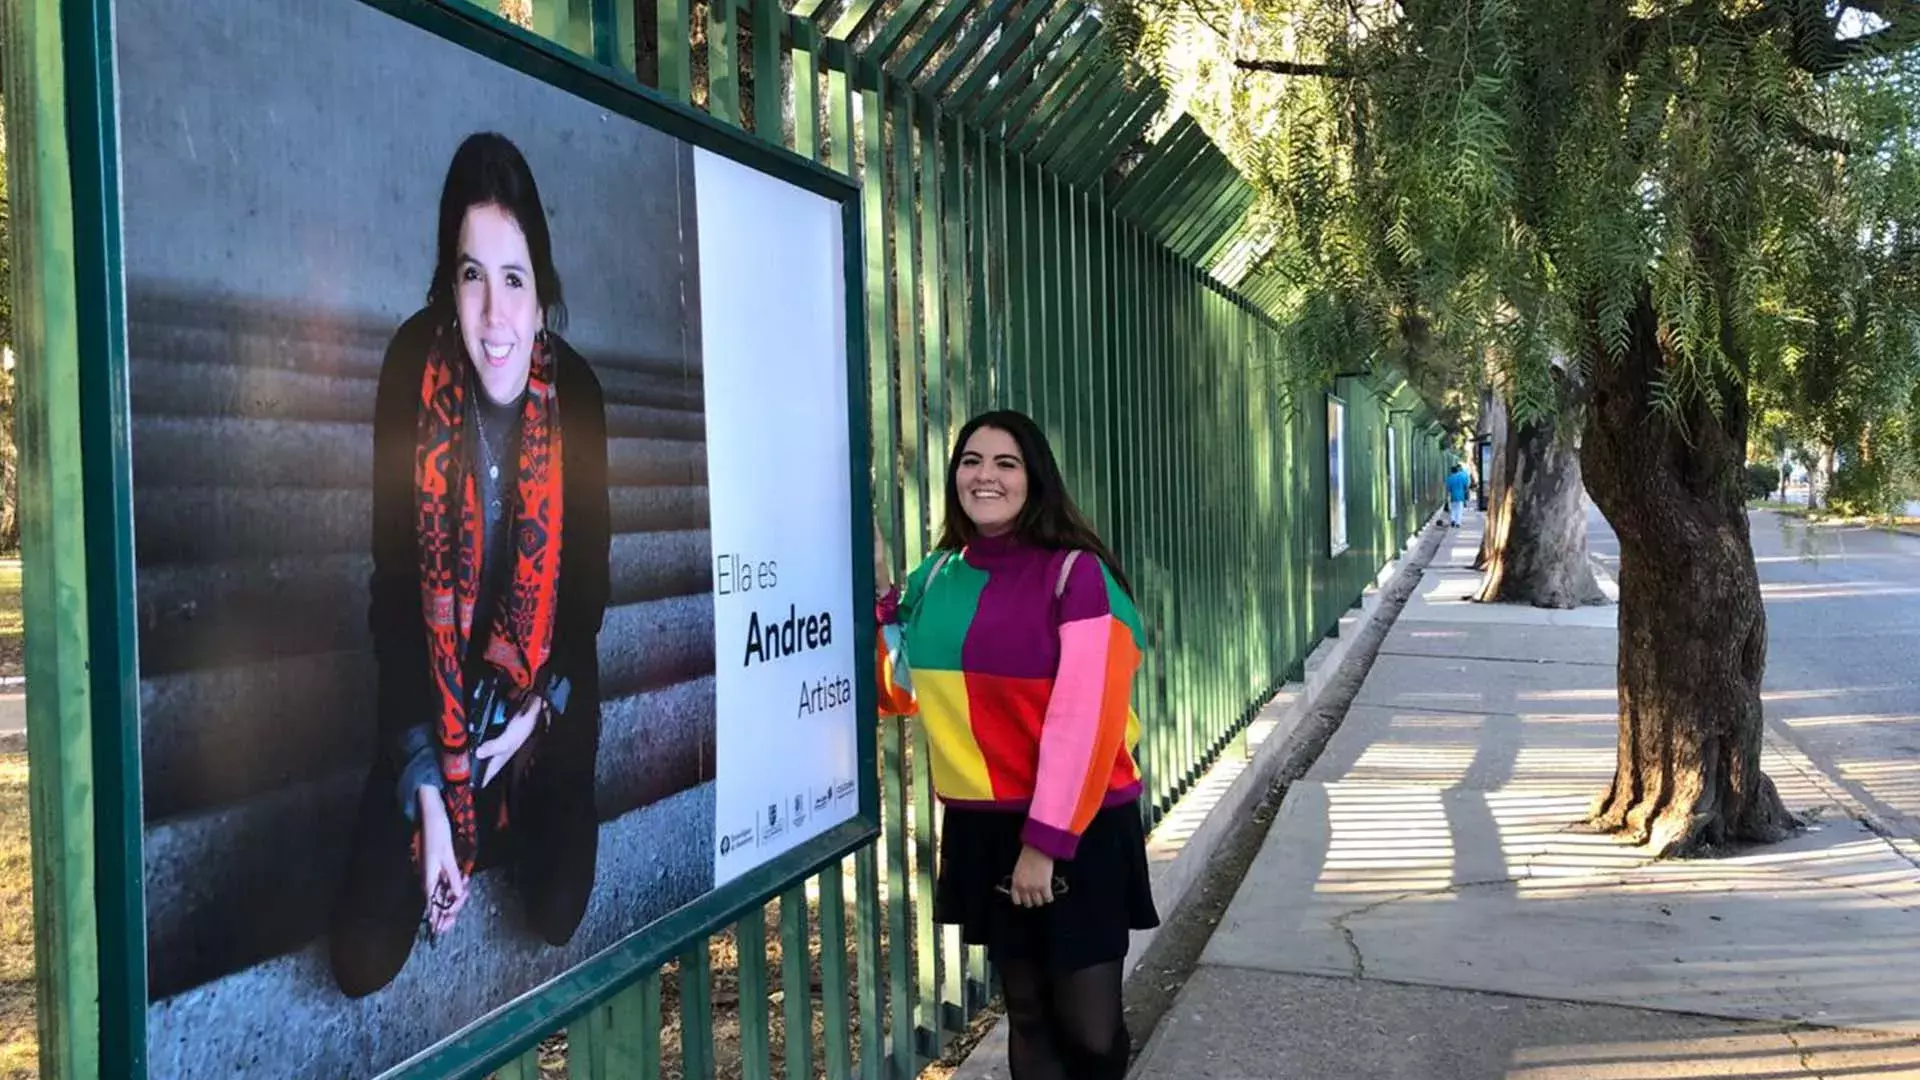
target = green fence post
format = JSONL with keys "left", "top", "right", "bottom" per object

{"left": 819, "top": 864, "right": 854, "bottom": 1078}
{"left": 683, "top": 941, "right": 717, "bottom": 1080}
{"left": 738, "top": 908, "right": 772, "bottom": 1080}
{"left": 4, "top": 2, "right": 104, "bottom": 1075}
{"left": 779, "top": 888, "right": 813, "bottom": 1080}
{"left": 659, "top": 0, "right": 693, "bottom": 100}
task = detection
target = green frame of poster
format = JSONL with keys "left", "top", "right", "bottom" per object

{"left": 9, "top": 1, "right": 880, "bottom": 1077}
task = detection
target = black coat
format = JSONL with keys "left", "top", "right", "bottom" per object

{"left": 367, "top": 307, "right": 611, "bottom": 770}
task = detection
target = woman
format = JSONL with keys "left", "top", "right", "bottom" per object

{"left": 329, "top": 131, "right": 612, "bottom": 998}
{"left": 876, "top": 410, "right": 1157, "bottom": 1080}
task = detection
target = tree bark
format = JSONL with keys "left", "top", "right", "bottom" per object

{"left": 1581, "top": 295, "right": 1797, "bottom": 857}
{"left": 1475, "top": 392, "right": 1606, "bottom": 608}
{"left": 1472, "top": 385, "right": 1505, "bottom": 572}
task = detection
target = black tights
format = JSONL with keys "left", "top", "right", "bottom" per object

{"left": 997, "top": 957, "right": 1130, "bottom": 1080}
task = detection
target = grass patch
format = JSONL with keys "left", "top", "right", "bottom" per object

{"left": 0, "top": 754, "right": 34, "bottom": 1080}
{"left": 1752, "top": 503, "right": 1920, "bottom": 531}
{"left": 0, "top": 561, "right": 19, "bottom": 682}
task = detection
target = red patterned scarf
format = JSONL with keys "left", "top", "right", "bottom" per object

{"left": 413, "top": 323, "right": 565, "bottom": 872}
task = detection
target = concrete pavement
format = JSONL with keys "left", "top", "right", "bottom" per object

{"left": 1132, "top": 507, "right": 1920, "bottom": 1079}
{"left": 0, "top": 693, "right": 22, "bottom": 753}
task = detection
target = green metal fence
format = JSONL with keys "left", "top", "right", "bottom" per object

{"left": 7, "top": 0, "right": 1449, "bottom": 1077}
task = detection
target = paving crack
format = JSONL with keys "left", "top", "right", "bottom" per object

{"left": 1782, "top": 1026, "right": 1832, "bottom": 1080}
{"left": 1336, "top": 918, "right": 1367, "bottom": 979}
{"left": 1325, "top": 877, "right": 1532, "bottom": 980}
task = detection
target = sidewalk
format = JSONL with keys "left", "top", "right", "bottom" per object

{"left": 0, "top": 693, "right": 22, "bottom": 754}
{"left": 1130, "top": 510, "right": 1920, "bottom": 1079}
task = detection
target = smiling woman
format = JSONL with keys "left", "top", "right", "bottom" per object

{"left": 328, "top": 130, "right": 613, "bottom": 998}
{"left": 875, "top": 409, "right": 1154, "bottom": 1080}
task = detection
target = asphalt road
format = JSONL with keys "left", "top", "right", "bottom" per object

{"left": 1589, "top": 505, "right": 1920, "bottom": 840}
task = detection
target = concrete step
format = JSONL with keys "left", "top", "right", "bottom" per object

{"left": 146, "top": 782, "right": 716, "bottom": 1080}
{"left": 130, "top": 358, "right": 706, "bottom": 438}
{"left": 139, "top": 589, "right": 716, "bottom": 818}
{"left": 137, "top": 531, "right": 710, "bottom": 672}
{"left": 145, "top": 676, "right": 715, "bottom": 998}
{"left": 132, "top": 415, "right": 706, "bottom": 489}
{"left": 127, "top": 293, "right": 707, "bottom": 393}
{"left": 133, "top": 484, "right": 710, "bottom": 566}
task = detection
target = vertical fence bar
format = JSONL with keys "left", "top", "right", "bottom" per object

{"left": 708, "top": 0, "right": 742, "bottom": 124}
{"left": 894, "top": 97, "right": 927, "bottom": 565}
{"left": 753, "top": 0, "right": 785, "bottom": 140}
{"left": 911, "top": 98, "right": 950, "bottom": 1055}
{"left": 883, "top": 715, "right": 915, "bottom": 1079}
{"left": 659, "top": 0, "right": 693, "bottom": 101}
{"left": 683, "top": 941, "right": 717, "bottom": 1080}
{"left": 738, "top": 909, "right": 772, "bottom": 1080}
{"left": 566, "top": 999, "right": 608, "bottom": 1079}
{"left": 780, "top": 888, "right": 813, "bottom": 1080}
{"left": 497, "top": 1048, "right": 544, "bottom": 1080}
{"left": 602, "top": 974, "right": 662, "bottom": 1080}
{"left": 820, "top": 863, "right": 854, "bottom": 1079}
{"left": 793, "top": 26, "right": 822, "bottom": 160}
{"left": 855, "top": 844, "right": 885, "bottom": 1080}
{"left": 5, "top": 1, "right": 104, "bottom": 1073}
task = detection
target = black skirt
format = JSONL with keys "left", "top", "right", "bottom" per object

{"left": 933, "top": 800, "right": 1159, "bottom": 972}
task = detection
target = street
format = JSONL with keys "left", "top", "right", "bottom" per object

{"left": 1751, "top": 512, "right": 1920, "bottom": 839}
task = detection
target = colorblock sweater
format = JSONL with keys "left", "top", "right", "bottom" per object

{"left": 876, "top": 532, "right": 1146, "bottom": 860}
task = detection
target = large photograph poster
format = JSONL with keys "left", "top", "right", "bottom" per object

{"left": 116, "top": 1, "right": 859, "bottom": 1076}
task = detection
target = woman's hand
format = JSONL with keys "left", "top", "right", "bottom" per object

{"left": 1009, "top": 845, "right": 1056, "bottom": 908}
{"left": 418, "top": 788, "right": 467, "bottom": 936}
{"left": 475, "top": 695, "right": 545, "bottom": 788}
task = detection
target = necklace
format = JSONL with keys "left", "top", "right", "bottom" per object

{"left": 473, "top": 399, "right": 501, "bottom": 482}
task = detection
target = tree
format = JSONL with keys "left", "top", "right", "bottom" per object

{"left": 1114, "top": 0, "right": 1602, "bottom": 611}
{"left": 1117, "top": 0, "right": 1920, "bottom": 855}
{"left": 1474, "top": 371, "right": 1607, "bottom": 609}
{"left": 1748, "top": 58, "right": 1920, "bottom": 519}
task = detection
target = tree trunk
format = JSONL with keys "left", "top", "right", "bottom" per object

{"left": 1580, "top": 296, "right": 1796, "bottom": 857}
{"left": 1473, "top": 385, "right": 1505, "bottom": 572}
{"left": 1475, "top": 391, "right": 1605, "bottom": 608}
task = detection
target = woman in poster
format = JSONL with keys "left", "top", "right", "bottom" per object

{"left": 330, "top": 131, "right": 612, "bottom": 998}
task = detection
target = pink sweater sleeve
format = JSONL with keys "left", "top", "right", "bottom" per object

{"left": 1022, "top": 553, "right": 1140, "bottom": 860}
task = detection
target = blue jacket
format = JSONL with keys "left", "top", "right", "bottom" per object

{"left": 1445, "top": 471, "right": 1472, "bottom": 503}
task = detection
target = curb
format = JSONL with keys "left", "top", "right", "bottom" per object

{"left": 1587, "top": 549, "right": 1620, "bottom": 600}
{"left": 946, "top": 520, "right": 1449, "bottom": 1080}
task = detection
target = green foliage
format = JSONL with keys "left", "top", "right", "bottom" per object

{"left": 1115, "top": 0, "right": 1920, "bottom": 458}
{"left": 1744, "top": 461, "right": 1782, "bottom": 502}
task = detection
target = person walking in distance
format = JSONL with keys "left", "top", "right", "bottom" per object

{"left": 1445, "top": 462, "right": 1472, "bottom": 528}
{"left": 874, "top": 409, "right": 1157, "bottom": 1080}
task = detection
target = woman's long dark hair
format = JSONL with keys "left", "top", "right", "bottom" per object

{"left": 936, "top": 409, "right": 1135, "bottom": 598}
{"left": 426, "top": 132, "right": 568, "bottom": 332}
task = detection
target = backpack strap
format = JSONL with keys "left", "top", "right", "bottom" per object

{"left": 1056, "top": 550, "right": 1081, "bottom": 599}
{"left": 927, "top": 548, "right": 1077, "bottom": 600}
{"left": 911, "top": 551, "right": 951, "bottom": 609}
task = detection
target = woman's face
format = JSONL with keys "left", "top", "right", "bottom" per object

{"left": 955, "top": 426, "right": 1028, "bottom": 536}
{"left": 455, "top": 202, "right": 541, "bottom": 405}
